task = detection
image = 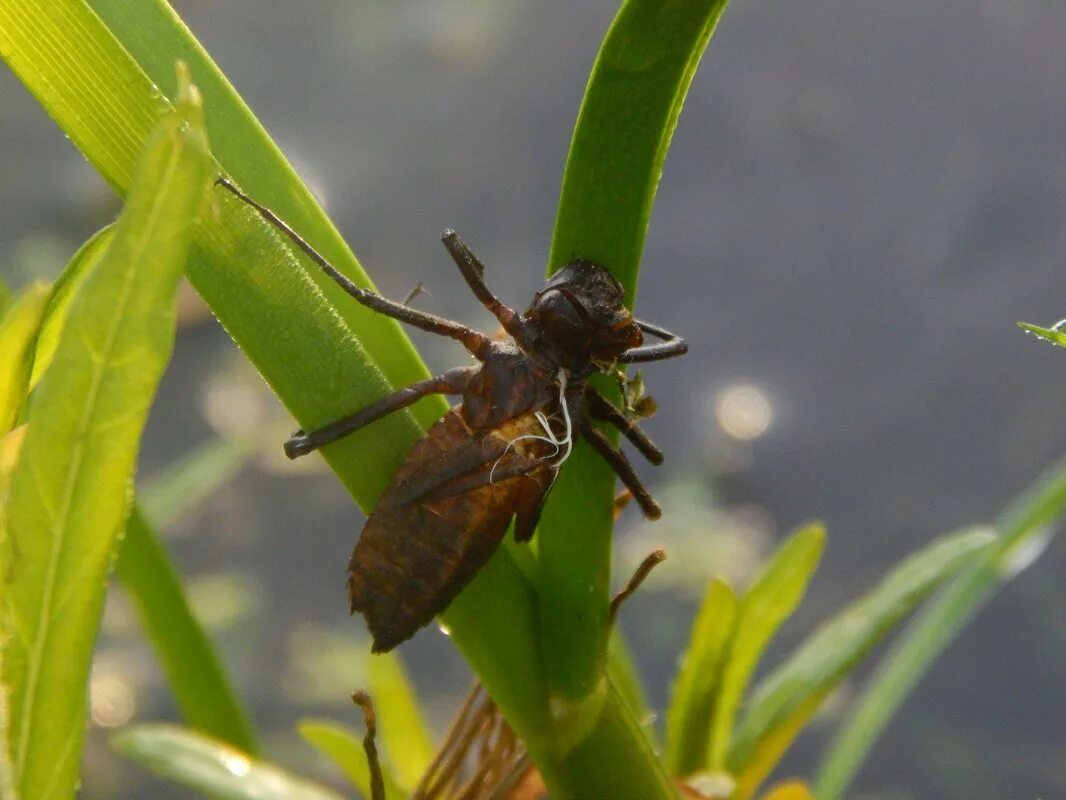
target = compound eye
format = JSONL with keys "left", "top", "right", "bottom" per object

{"left": 534, "top": 289, "right": 589, "bottom": 351}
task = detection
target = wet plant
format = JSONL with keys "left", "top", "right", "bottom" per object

{"left": 1, "top": 2, "right": 1064, "bottom": 799}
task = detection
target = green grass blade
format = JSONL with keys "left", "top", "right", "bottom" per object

{"left": 298, "top": 720, "right": 408, "bottom": 800}
{"left": 0, "top": 72, "right": 211, "bottom": 800}
{"left": 85, "top": 0, "right": 438, "bottom": 428}
{"left": 367, "top": 654, "right": 434, "bottom": 791}
{"left": 116, "top": 506, "right": 257, "bottom": 753}
{"left": 729, "top": 527, "right": 994, "bottom": 799}
{"left": 113, "top": 725, "right": 344, "bottom": 800}
{"left": 814, "top": 458, "right": 1066, "bottom": 800}
{"left": 555, "top": 681, "right": 679, "bottom": 800}
{"left": 707, "top": 525, "right": 825, "bottom": 768}
{"left": 0, "top": 427, "right": 25, "bottom": 799}
{"left": 1017, "top": 321, "right": 1066, "bottom": 348}
{"left": 61, "top": 0, "right": 434, "bottom": 429}
{"left": 607, "top": 628, "right": 654, "bottom": 738}
{"left": 0, "top": 283, "right": 50, "bottom": 433}
{"left": 665, "top": 577, "right": 737, "bottom": 775}
{"left": 0, "top": 1, "right": 555, "bottom": 776}
{"left": 0, "top": 427, "right": 26, "bottom": 505}
{"left": 0, "top": 0, "right": 435, "bottom": 509}
{"left": 22, "top": 228, "right": 253, "bottom": 753}
{"left": 28, "top": 226, "right": 114, "bottom": 390}
{"left": 538, "top": 0, "right": 732, "bottom": 728}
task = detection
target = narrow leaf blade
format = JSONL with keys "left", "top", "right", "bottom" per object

{"left": 665, "top": 576, "right": 737, "bottom": 775}
{"left": 116, "top": 506, "right": 257, "bottom": 753}
{"left": 28, "top": 226, "right": 114, "bottom": 390}
{"left": 0, "top": 2, "right": 552, "bottom": 786}
{"left": 538, "top": 0, "right": 732, "bottom": 769}
{"left": 14, "top": 224, "right": 253, "bottom": 753}
{"left": 86, "top": 0, "right": 441, "bottom": 428}
{"left": 113, "top": 724, "right": 343, "bottom": 800}
{"left": 0, "top": 73, "right": 211, "bottom": 800}
{"left": 708, "top": 524, "right": 825, "bottom": 767}
{"left": 814, "top": 458, "right": 1066, "bottom": 800}
{"left": 730, "top": 527, "right": 995, "bottom": 781}
{"left": 0, "top": 283, "right": 51, "bottom": 432}
{"left": 1017, "top": 321, "right": 1066, "bottom": 348}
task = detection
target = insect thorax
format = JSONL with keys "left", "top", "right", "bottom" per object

{"left": 460, "top": 343, "right": 558, "bottom": 430}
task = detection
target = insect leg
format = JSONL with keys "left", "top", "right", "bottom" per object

{"left": 440, "top": 230, "right": 530, "bottom": 344}
{"left": 609, "top": 549, "right": 666, "bottom": 624}
{"left": 350, "top": 691, "right": 385, "bottom": 800}
{"left": 216, "top": 178, "right": 492, "bottom": 359}
{"left": 585, "top": 387, "right": 663, "bottom": 465}
{"left": 285, "top": 366, "right": 476, "bottom": 458}
{"left": 617, "top": 320, "right": 688, "bottom": 363}
{"left": 578, "top": 418, "right": 662, "bottom": 519}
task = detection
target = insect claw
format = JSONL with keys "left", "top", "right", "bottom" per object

{"left": 284, "top": 431, "right": 314, "bottom": 459}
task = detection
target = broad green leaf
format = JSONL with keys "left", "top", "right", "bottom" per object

{"left": 815, "top": 457, "right": 1066, "bottom": 800}
{"left": 367, "top": 654, "right": 434, "bottom": 790}
{"left": 728, "top": 530, "right": 991, "bottom": 800}
{"left": 140, "top": 437, "right": 248, "bottom": 529}
{"left": 666, "top": 577, "right": 737, "bottom": 775}
{"left": 0, "top": 3, "right": 553, "bottom": 785}
{"left": 1017, "top": 321, "right": 1066, "bottom": 347}
{"left": 0, "top": 283, "right": 51, "bottom": 432}
{"left": 116, "top": 507, "right": 257, "bottom": 753}
{"left": 28, "top": 227, "right": 114, "bottom": 390}
{"left": 113, "top": 725, "right": 343, "bottom": 800}
{"left": 538, "top": 0, "right": 732, "bottom": 769}
{"left": 0, "top": 71, "right": 211, "bottom": 800}
{"left": 707, "top": 525, "right": 825, "bottom": 768}
{"left": 298, "top": 720, "right": 407, "bottom": 800}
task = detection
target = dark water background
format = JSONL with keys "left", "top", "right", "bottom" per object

{"left": 1, "top": 0, "right": 1065, "bottom": 797}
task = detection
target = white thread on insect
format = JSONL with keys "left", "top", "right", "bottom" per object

{"left": 489, "top": 369, "right": 573, "bottom": 484}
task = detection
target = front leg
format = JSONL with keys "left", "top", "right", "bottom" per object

{"left": 579, "top": 418, "right": 661, "bottom": 519}
{"left": 618, "top": 320, "right": 688, "bottom": 364}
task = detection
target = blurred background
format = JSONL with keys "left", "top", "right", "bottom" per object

{"left": 2, "top": 0, "right": 1066, "bottom": 797}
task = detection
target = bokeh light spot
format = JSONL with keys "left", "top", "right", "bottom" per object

{"left": 89, "top": 673, "right": 137, "bottom": 729}
{"left": 714, "top": 384, "right": 773, "bottom": 440}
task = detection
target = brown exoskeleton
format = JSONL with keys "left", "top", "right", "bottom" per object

{"left": 217, "top": 178, "right": 687, "bottom": 652}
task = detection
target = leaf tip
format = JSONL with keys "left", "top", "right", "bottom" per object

{"left": 174, "top": 61, "right": 201, "bottom": 111}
